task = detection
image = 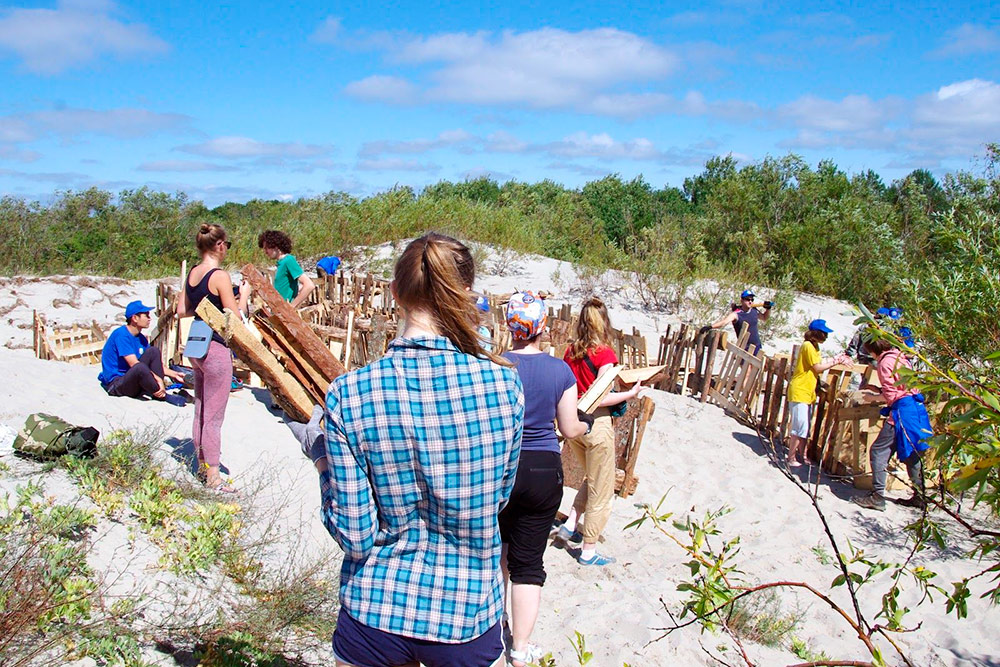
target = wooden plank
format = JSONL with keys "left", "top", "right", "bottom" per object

{"left": 700, "top": 330, "right": 720, "bottom": 403}
{"left": 241, "top": 264, "right": 347, "bottom": 382}
{"left": 618, "top": 396, "right": 655, "bottom": 498}
{"left": 196, "top": 298, "right": 313, "bottom": 422}
{"left": 577, "top": 365, "right": 622, "bottom": 414}
{"left": 617, "top": 364, "right": 666, "bottom": 385}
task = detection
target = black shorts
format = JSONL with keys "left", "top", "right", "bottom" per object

{"left": 498, "top": 449, "right": 563, "bottom": 586}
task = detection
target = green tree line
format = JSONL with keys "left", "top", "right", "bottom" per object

{"left": 2, "top": 147, "right": 997, "bottom": 360}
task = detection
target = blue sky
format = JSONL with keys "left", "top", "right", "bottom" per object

{"left": 1, "top": 0, "right": 997, "bottom": 206}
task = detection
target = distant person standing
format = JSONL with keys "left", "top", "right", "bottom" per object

{"left": 258, "top": 230, "right": 315, "bottom": 308}
{"left": 177, "top": 223, "right": 249, "bottom": 493}
{"left": 99, "top": 300, "right": 185, "bottom": 399}
{"left": 704, "top": 289, "right": 773, "bottom": 353}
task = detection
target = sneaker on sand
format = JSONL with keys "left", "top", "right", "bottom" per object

{"left": 896, "top": 494, "right": 927, "bottom": 510}
{"left": 851, "top": 493, "right": 886, "bottom": 512}
{"left": 578, "top": 552, "right": 616, "bottom": 566}
{"left": 556, "top": 525, "right": 584, "bottom": 544}
{"left": 509, "top": 644, "right": 545, "bottom": 667}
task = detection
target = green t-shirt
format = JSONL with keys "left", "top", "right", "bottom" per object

{"left": 274, "top": 254, "right": 304, "bottom": 302}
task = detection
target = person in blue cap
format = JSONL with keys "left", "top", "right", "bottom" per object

{"left": 704, "top": 289, "right": 773, "bottom": 353}
{"left": 98, "top": 300, "right": 185, "bottom": 399}
{"left": 846, "top": 307, "right": 902, "bottom": 365}
{"left": 785, "top": 319, "right": 850, "bottom": 467}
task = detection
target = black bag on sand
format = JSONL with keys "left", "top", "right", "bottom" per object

{"left": 12, "top": 413, "right": 99, "bottom": 460}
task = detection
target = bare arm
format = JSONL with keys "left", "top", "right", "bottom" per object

{"left": 811, "top": 353, "right": 850, "bottom": 375}
{"left": 211, "top": 271, "right": 239, "bottom": 312}
{"left": 176, "top": 279, "right": 190, "bottom": 317}
{"left": 759, "top": 307, "right": 771, "bottom": 322}
{"left": 594, "top": 362, "right": 642, "bottom": 407}
{"left": 555, "top": 385, "right": 588, "bottom": 439}
{"left": 290, "top": 273, "right": 316, "bottom": 309}
{"left": 710, "top": 311, "right": 738, "bottom": 329}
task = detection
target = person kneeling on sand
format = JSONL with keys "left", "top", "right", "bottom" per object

{"left": 99, "top": 300, "right": 185, "bottom": 400}
{"left": 851, "top": 337, "right": 930, "bottom": 512}
{"left": 786, "top": 320, "right": 850, "bottom": 467}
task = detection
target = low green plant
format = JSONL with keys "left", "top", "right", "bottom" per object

{"left": 790, "top": 636, "right": 830, "bottom": 662}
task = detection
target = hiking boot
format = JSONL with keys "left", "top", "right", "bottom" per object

{"left": 851, "top": 493, "right": 886, "bottom": 512}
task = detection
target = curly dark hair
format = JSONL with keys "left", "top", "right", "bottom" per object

{"left": 258, "top": 230, "right": 292, "bottom": 254}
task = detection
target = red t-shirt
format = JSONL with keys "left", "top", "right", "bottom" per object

{"left": 564, "top": 345, "right": 618, "bottom": 397}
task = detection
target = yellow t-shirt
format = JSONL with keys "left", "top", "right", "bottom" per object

{"left": 788, "top": 341, "right": 821, "bottom": 404}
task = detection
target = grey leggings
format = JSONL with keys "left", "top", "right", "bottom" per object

{"left": 870, "top": 419, "right": 924, "bottom": 496}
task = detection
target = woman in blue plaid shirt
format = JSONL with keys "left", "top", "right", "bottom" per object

{"left": 317, "top": 233, "right": 524, "bottom": 667}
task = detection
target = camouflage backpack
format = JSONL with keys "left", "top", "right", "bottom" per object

{"left": 13, "top": 413, "right": 99, "bottom": 460}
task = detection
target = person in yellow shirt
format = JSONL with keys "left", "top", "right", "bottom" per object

{"left": 786, "top": 319, "right": 849, "bottom": 467}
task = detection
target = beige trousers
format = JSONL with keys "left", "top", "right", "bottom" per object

{"left": 566, "top": 408, "right": 615, "bottom": 543}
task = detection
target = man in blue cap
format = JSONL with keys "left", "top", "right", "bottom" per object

{"left": 98, "top": 300, "right": 185, "bottom": 400}
{"left": 703, "top": 288, "right": 773, "bottom": 353}
{"left": 846, "top": 307, "right": 903, "bottom": 365}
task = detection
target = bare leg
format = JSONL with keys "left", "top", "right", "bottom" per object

{"left": 510, "top": 583, "right": 542, "bottom": 661}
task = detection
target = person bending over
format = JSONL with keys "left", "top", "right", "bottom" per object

{"left": 99, "top": 300, "right": 184, "bottom": 399}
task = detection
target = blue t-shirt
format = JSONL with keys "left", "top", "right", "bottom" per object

{"left": 98, "top": 326, "right": 149, "bottom": 386}
{"left": 503, "top": 351, "right": 577, "bottom": 453}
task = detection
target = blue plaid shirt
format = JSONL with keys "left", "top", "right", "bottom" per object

{"left": 321, "top": 335, "right": 524, "bottom": 643}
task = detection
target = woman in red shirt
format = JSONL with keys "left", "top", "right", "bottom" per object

{"left": 559, "top": 297, "right": 641, "bottom": 566}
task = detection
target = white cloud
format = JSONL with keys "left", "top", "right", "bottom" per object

{"left": 137, "top": 160, "right": 240, "bottom": 172}
{"left": 929, "top": 24, "right": 1000, "bottom": 58}
{"left": 344, "top": 75, "right": 419, "bottom": 104}
{"left": 776, "top": 79, "right": 1000, "bottom": 159}
{"left": 177, "top": 136, "right": 332, "bottom": 159}
{"left": 0, "top": 0, "right": 168, "bottom": 74}
{"left": 359, "top": 129, "right": 473, "bottom": 157}
{"left": 32, "top": 107, "right": 191, "bottom": 138}
{"left": 778, "top": 94, "right": 899, "bottom": 134}
{"left": 356, "top": 157, "right": 439, "bottom": 172}
{"left": 0, "top": 107, "right": 191, "bottom": 163}
{"left": 310, "top": 16, "right": 342, "bottom": 44}
{"left": 341, "top": 27, "right": 694, "bottom": 118}
{"left": 545, "top": 132, "right": 662, "bottom": 160}
{"left": 484, "top": 131, "right": 529, "bottom": 153}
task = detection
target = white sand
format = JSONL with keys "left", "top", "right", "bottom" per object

{"left": 1, "top": 255, "right": 995, "bottom": 666}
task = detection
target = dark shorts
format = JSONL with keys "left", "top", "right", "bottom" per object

{"left": 332, "top": 608, "right": 503, "bottom": 667}
{"left": 498, "top": 449, "right": 563, "bottom": 586}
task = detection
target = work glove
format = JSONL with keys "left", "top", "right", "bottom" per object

{"left": 577, "top": 410, "right": 595, "bottom": 434}
{"left": 763, "top": 301, "right": 774, "bottom": 310}
{"left": 287, "top": 404, "right": 326, "bottom": 462}
{"left": 698, "top": 325, "right": 713, "bottom": 337}
{"left": 731, "top": 302, "right": 741, "bottom": 312}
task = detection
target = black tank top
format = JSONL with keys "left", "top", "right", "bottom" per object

{"left": 733, "top": 308, "right": 762, "bottom": 353}
{"left": 186, "top": 267, "right": 227, "bottom": 345}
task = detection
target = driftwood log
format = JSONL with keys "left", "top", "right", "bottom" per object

{"left": 195, "top": 299, "right": 313, "bottom": 422}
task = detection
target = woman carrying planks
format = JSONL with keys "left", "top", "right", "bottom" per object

{"left": 176, "top": 223, "right": 250, "bottom": 493}
{"left": 316, "top": 232, "right": 524, "bottom": 667}
{"left": 500, "top": 291, "right": 591, "bottom": 666}
{"left": 559, "top": 297, "right": 642, "bottom": 566}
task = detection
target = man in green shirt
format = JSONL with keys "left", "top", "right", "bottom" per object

{"left": 258, "top": 230, "right": 316, "bottom": 308}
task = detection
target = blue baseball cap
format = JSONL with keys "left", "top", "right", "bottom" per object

{"left": 876, "top": 307, "right": 902, "bottom": 320}
{"left": 898, "top": 326, "right": 915, "bottom": 348}
{"left": 808, "top": 319, "right": 834, "bottom": 334}
{"left": 740, "top": 289, "right": 755, "bottom": 299}
{"left": 475, "top": 295, "right": 490, "bottom": 312}
{"left": 125, "top": 300, "right": 154, "bottom": 320}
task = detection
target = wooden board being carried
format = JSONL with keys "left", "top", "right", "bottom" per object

{"left": 576, "top": 365, "right": 622, "bottom": 414}
{"left": 195, "top": 299, "right": 313, "bottom": 422}
{"left": 617, "top": 364, "right": 666, "bottom": 386}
